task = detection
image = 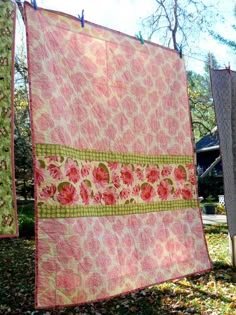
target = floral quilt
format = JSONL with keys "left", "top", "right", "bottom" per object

{"left": 25, "top": 2, "right": 211, "bottom": 309}
{"left": 0, "top": 0, "right": 18, "bottom": 238}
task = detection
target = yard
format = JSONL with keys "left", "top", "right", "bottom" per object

{"left": 0, "top": 223, "right": 235, "bottom": 315}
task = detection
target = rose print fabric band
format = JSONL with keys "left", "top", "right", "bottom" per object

{"left": 25, "top": 2, "right": 211, "bottom": 308}
{"left": 36, "top": 144, "right": 198, "bottom": 218}
{"left": 0, "top": 0, "right": 18, "bottom": 238}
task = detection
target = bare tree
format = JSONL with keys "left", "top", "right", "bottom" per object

{"left": 13, "top": 3, "right": 33, "bottom": 199}
{"left": 16, "top": 0, "right": 24, "bottom": 21}
{"left": 143, "top": 0, "right": 221, "bottom": 52}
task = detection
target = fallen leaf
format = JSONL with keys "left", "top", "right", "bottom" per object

{"left": 129, "top": 306, "right": 138, "bottom": 312}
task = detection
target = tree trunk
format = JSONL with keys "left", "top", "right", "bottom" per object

{"left": 16, "top": 1, "right": 24, "bottom": 22}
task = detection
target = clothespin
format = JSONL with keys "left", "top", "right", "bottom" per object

{"left": 135, "top": 31, "right": 144, "bottom": 45}
{"left": 31, "top": 0, "right": 38, "bottom": 10}
{"left": 78, "top": 10, "right": 85, "bottom": 28}
{"left": 209, "top": 54, "right": 213, "bottom": 69}
{"left": 178, "top": 44, "right": 183, "bottom": 59}
{"left": 225, "top": 62, "right": 231, "bottom": 75}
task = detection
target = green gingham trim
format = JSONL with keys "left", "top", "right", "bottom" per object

{"left": 38, "top": 199, "right": 198, "bottom": 218}
{"left": 36, "top": 144, "right": 193, "bottom": 165}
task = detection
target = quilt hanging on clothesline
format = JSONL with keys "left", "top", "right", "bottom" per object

{"left": 25, "top": 2, "right": 211, "bottom": 309}
{"left": 0, "top": 0, "right": 18, "bottom": 238}
{"left": 210, "top": 69, "right": 236, "bottom": 237}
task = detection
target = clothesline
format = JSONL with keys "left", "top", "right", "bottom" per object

{"left": 184, "top": 54, "right": 212, "bottom": 65}
{"left": 184, "top": 53, "right": 232, "bottom": 69}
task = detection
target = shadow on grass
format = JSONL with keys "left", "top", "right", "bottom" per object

{"left": 0, "top": 237, "right": 235, "bottom": 315}
{"left": 204, "top": 223, "right": 229, "bottom": 235}
{"left": 0, "top": 238, "right": 35, "bottom": 315}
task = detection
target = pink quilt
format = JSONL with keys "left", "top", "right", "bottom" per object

{"left": 24, "top": 2, "right": 211, "bottom": 309}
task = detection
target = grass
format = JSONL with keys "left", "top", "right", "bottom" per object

{"left": 17, "top": 200, "right": 35, "bottom": 237}
{"left": 17, "top": 200, "right": 34, "bottom": 217}
{"left": 0, "top": 224, "right": 235, "bottom": 314}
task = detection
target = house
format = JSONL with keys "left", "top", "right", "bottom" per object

{"left": 195, "top": 129, "right": 222, "bottom": 177}
{"left": 195, "top": 129, "right": 224, "bottom": 199}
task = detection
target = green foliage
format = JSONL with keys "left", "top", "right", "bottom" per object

{"left": 205, "top": 195, "right": 216, "bottom": 202}
{"left": 18, "top": 214, "right": 34, "bottom": 237}
{"left": 14, "top": 53, "right": 33, "bottom": 199}
{"left": 216, "top": 203, "right": 226, "bottom": 215}
{"left": 17, "top": 200, "right": 34, "bottom": 237}
{"left": 17, "top": 200, "right": 34, "bottom": 215}
{"left": 203, "top": 53, "right": 221, "bottom": 73}
{"left": 198, "top": 176, "right": 224, "bottom": 200}
{"left": 187, "top": 68, "right": 216, "bottom": 142}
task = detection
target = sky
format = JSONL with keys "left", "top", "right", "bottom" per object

{"left": 20, "top": 0, "right": 236, "bottom": 73}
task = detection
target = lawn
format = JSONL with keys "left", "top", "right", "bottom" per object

{"left": 0, "top": 224, "right": 235, "bottom": 315}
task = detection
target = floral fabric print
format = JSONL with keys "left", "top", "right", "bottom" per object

{"left": 37, "top": 155, "right": 197, "bottom": 207}
{"left": 25, "top": 2, "right": 211, "bottom": 309}
{"left": 0, "top": 0, "right": 17, "bottom": 238}
{"left": 37, "top": 209, "right": 211, "bottom": 307}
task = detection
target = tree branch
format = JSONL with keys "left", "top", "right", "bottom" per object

{"left": 172, "top": 0, "right": 178, "bottom": 50}
{"left": 16, "top": 0, "right": 24, "bottom": 22}
{"left": 192, "top": 121, "right": 212, "bottom": 133}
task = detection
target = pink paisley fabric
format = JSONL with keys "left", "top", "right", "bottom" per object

{"left": 24, "top": 2, "right": 211, "bottom": 309}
